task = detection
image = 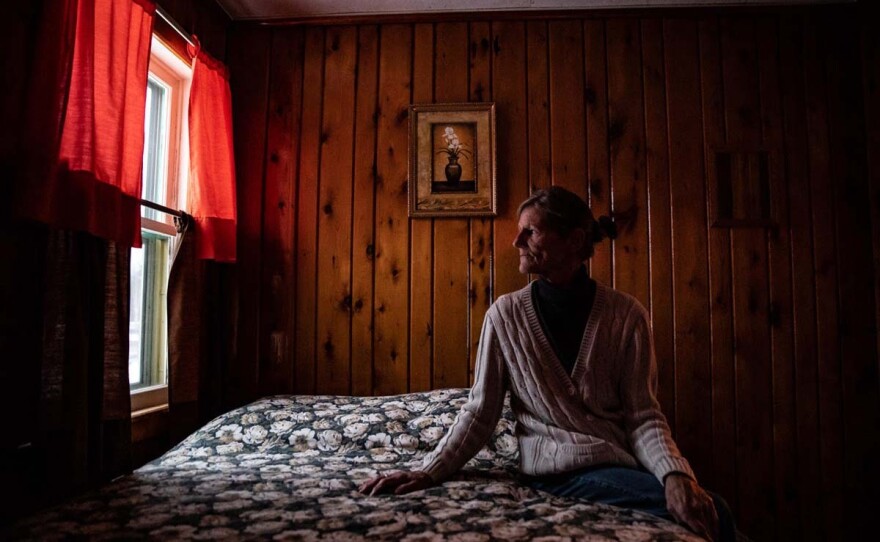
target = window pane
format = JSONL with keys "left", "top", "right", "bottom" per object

{"left": 129, "top": 245, "right": 145, "bottom": 385}
{"left": 142, "top": 77, "right": 170, "bottom": 221}
{"left": 130, "top": 232, "right": 170, "bottom": 390}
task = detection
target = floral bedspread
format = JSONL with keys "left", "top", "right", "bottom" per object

{"left": 9, "top": 388, "right": 701, "bottom": 541}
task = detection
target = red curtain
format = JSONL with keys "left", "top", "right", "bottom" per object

{"left": 13, "top": 0, "right": 155, "bottom": 248}
{"left": 188, "top": 49, "right": 237, "bottom": 262}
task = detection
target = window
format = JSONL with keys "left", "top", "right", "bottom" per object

{"left": 129, "top": 35, "right": 192, "bottom": 412}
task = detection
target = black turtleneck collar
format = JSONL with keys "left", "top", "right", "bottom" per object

{"left": 535, "top": 265, "right": 593, "bottom": 303}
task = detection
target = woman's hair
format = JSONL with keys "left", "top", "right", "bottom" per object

{"left": 517, "top": 186, "right": 617, "bottom": 259}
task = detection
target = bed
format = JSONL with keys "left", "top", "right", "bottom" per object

{"left": 8, "top": 388, "right": 703, "bottom": 541}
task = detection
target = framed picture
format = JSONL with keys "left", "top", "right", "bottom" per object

{"left": 408, "top": 103, "right": 496, "bottom": 217}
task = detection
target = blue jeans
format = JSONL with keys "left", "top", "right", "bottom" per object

{"left": 526, "top": 466, "right": 736, "bottom": 542}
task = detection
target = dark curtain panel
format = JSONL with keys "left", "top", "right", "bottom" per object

{"left": 167, "top": 222, "right": 235, "bottom": 444}
{"left": 0, "top": 223, "right": 132, "bottom": 525}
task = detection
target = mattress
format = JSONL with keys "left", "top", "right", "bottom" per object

{"left": 8, "top": 388, "right": 702, "bottom": 541}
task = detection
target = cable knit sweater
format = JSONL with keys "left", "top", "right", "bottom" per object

{"left": 420, "top": 281, "right": 695, "bottom": 484}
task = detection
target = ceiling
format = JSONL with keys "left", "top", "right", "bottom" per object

{"left": 213, "top": 0, "right": 843, "bottom": 21}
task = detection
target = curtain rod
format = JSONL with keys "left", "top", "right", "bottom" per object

{"left": 156, "top": 5, "right": 196, "bottom": 48}
{"left": 141, "top": 198, "right": 184, "bottom": 219}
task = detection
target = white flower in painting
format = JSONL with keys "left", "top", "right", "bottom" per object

{"left": 270, "top": 420, "right": 294, "bottom": 434}
{"left": 242, "top": 425, "right": 268, "bottom": 445}
{"left": 215, "top": 424, "right": 243, "bottom": 442}
{"left": 240, "top": 412, "right": 261, "bottom": 425}
{"left": 313, "top": 418, "right": 333, "bottom": 430}
{"left": 365, "top": 432, "right": 391, "bottom": 450}
{"left": 437, "top": 127, "right": 471, "bottom": 161}
{"left": 365, "top": 413, "right": 386, "bottom": 423}
{"left": 317, "top": 430, "right": 342, "bottom": 451}
{"left": 288, "top": 428, "right": 317, "bottom": 451}
{"left": 343, "top": 422, "right": 369, "bottom": 439}
{"left": 420, "top": 426, "right": 445, "bottom": 443}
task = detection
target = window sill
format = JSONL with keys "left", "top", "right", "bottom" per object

{"left": 131, "top": 384, "right": 168, "bottom": 414}
{"left": 132, "top": 403, "right": 169, "bottom": 418}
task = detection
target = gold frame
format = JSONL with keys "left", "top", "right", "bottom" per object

{"left": 408, "top": 103, "right": 496, "bottom": 217}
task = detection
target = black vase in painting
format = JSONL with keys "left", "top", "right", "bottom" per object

{"left": 445, "top": 156, "right": 462, "bottom": 185}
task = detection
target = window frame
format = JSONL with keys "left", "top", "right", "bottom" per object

{"left": 130, "top": 35, "right": 192, "bottom": 414}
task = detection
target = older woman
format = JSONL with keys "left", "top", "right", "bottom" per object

{"left": 360, "top": 187, "right": 735, "bottom": 542}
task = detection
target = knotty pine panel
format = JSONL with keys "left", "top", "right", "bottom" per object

{"left": 664, "top": 16, "right": 714, "bottom": 497}
{"left": 803, "top": 14, "right": 845, "bottom": 542}
{"left": 606, "top": 19, "right": 649, "bottom": 309}
{"left": 409, "top": 23, "right": 434, "bottom": 393}
{"left": 548, "top": 20, "right": 587, "bottom": 196}
{"left": 721, "top": 16, "right": 776, "bottom": 539}
{"left": 351, "top": 25, "right": 380, "bottom": 396}
{"left": 491, "top": 21, "right": 530, "bottom": 305}
{"left": 778, "top": 17, "right": 821, "bottom": 541}
{"left": 640, "top": 18, "right": 677, "bottom": 440}
{"left": 469, "top": 22, "right": 494, "bottom": 383}
{"left": 825, "top": 11, "right": 880, "bottom": 540}
{"left": 433, "top": 22, "right": 471, "bottom": 390}
{"left": 316, "top": 26, "right": 357, "bottom": 395}
{"left": 373, "top": 24, "right": 412, "bottom": 395}
{"left": 859, "top": 9, "right": 880, "bottom": 540}
{"left": 584, "top": 20, "right": 612, "bottom": 286}
{"left": 227, "top": 9, "right": 879, "bottom": 541}
{"left": 293, "top": 27, "right": 326, "bottom": 394}
{"left": 227, "top": 25, "right": 270, "bottom": 405}
{"left": 756, "top": 17, "right": 798, "bottom": 542}
{"left": 699, "top": 14, "right": 737, "bottom": 507}
{"left": 260, "top": 28, "right": 304, "bottom": 396}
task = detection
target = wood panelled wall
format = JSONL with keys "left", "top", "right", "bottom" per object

{"left": 226, "top": 7, "right": 879, "bottom": 541}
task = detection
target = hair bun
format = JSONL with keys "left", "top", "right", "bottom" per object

{"left": 594, "top": 215, "right": 617, "bottom": 242}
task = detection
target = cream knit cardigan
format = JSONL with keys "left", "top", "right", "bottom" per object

{"left": 420, "top": 281, "right": 695, "bottom": 484}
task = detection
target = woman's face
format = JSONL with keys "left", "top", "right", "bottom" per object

{"left": 513, "top": 206, "right": 579, "bottom": 278}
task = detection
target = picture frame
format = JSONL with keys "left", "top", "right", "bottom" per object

{"left": 408, "top": 103, "right": 496, "bottom": 217}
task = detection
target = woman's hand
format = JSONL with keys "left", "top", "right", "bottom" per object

{"left": 664, "top": 473, "right": 719, "bottom": 541}
{"left": 358, "top": 470, "right": 434, "bottom": 496}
